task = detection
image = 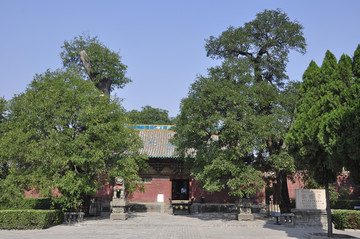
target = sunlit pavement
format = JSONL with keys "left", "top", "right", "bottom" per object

{"left": 0, "top": 212, "right": 359, "bottom": 239}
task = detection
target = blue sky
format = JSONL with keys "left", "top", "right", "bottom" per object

{"left": 1, "top": 1, "right": 360, "bottom": 117}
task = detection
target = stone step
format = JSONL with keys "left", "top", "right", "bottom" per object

{"left": 128, "top": 203, "right": 172, "bottom": 213}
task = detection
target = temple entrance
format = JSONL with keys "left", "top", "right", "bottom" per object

{"left": 171, "top": 179, "right": 189, "bottom": 200}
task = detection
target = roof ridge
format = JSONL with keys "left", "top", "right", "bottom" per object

{"left": 128, "top": 125, "right": 174, "bottom": 130}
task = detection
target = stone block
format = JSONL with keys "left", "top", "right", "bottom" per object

{"left": 63, "top": 212, "right": 85, "bottom": 224}
{"left": 237, "top": 214, "right": 254, "bottom": 221}
{"left": 219, "top": 204, "right": 237, "bottom": 213}
{"left": 110, "top": 199, "right": 127, "bottom": 207}
{"left": 110, "top": 213, "right": 128, "bottom": 220}
{"left": 204, "top": 204, "right": 220, "bottom": 212}
{"left": 291, "top": 209, "right": 328, "bottom": 228}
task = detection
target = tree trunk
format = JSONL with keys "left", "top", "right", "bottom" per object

{"left": 325, "top": 183, "right": 333, "bottom": 237}
{"left": 266, "top": 137, "right": 291, "bottom": 213}
{"left": 79, "top": 50, "right": 93, "bottom": 79}
{"left": 79, "top": 50, "right": 112, "bottom": 95}
{"left": 277, "top": 170, "right": 291, "bottom": 213}
{"left": 95, "top": 79, "right": 112, "bottom": 96}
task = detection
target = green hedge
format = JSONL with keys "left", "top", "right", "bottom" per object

{"left": 0, "top": 198, "right": 53, "bottom": 210}
{"left": 331, "top": 200, "right": 360, "bottom": 210}
{"left": 332, "top": 210, "right": 360, "bottom": 229}
{"left": 0, "top": 210, "right": 64, "bottom": 229}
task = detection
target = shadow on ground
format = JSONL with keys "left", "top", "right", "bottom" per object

{"left": 262, "top": 218, "right": 359, "bottom": 239}
{"left": 180, "top": 212, "right": 238, "bottom": 221}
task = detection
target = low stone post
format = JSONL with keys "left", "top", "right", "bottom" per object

{"left": 110, "top": 176, "right": 128, "bottom": 220}
{"left": 236, "top": 198, "right": 254, "bottom": 221}
{"left": 63, "top": 212, "right": 85, "bottom": 224}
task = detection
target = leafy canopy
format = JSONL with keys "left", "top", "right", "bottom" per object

{"left": 61, "top": 34, "right": 130, "bottom": 95}
{"left": 0, "top": 69, "right": 146, "bottom": 210}
{"left": 126, "top": 105, "right": 173, "bottom": 125}
{"left": 0, "top": 97, "right": 5, "bottom": 125}
{"left": 206, "top": 8, "right": 306, "bottom": 85}
{"left": 0, "top": 97, "right": 9, "bottom": 180}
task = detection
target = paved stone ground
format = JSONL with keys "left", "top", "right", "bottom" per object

{"left": 0, "top": 212, "right": 359, "bottom": 239}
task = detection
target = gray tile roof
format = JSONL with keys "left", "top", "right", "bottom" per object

{"left": 138, "top": 130, "right": 177, "bottom": 158}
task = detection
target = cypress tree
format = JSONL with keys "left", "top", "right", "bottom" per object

{"left": 352, "top": 44, "right": 360, "bottom": 79}
{"left": 287, "top": 48, "right": 360, "bottom": 237}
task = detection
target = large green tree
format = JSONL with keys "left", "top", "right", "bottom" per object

{"left": 61, "top": 34, "right": 130, "bottom": 95}
{"left": 0, "top": 69, "right": 146, "bottom": 210}
{"left": 126, "top": 105, "right": 173, "bottom": 125}
{"left": 0, "top": 97, "right": 27, "bottom": 207}
{"left": 329, "top": 45, "right": 360, "bottom": 184}
{"left": 286, "top": 47, "right": 360, "bottom": 237}
{"left": 174, "top": 9, "right": 305, "bottom": 208}
{"left": 174, "top": 61, "right": 265, "bottom": 197}
{"left": 0, "top": 98, "right": 8, "bottom": 179}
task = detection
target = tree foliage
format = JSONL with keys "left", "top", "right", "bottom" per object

{"left": 60, "top": 34, "right": 130, "bottom": 95}
{"left": 286, "top": 46, "right": 360, "bottom": 236}
{"left": 0, "top": 97, "right": 5, "bottom": 125}
{"left": 336, "top": 45, "right": 360, "bottom": 184}
{"left": 0, "top": 69, "right": 146, "bottom": 210}
{"left": 126, "top": 105, "right": 173, "bottom": 125}
{"left": 205, "top": 8, "right": 306, "bottom": 85}
{"left": 174, "top": 9, "right": 305, "bottom": 201}
{"left": 174, "top": 62, "right": 264, "bottom": 197}
{"left": 286, "top": 50, "right": 353, "bottom": 185}
{"left": 0, "top": 97, "right": 10, "bottom": 181}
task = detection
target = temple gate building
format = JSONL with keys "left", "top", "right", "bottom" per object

{"left": 96, "top": 125, "right": 241, "bottom": 212}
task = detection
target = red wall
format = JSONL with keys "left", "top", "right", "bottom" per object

{"left": 96, "top": 181, "right": 113, "bottom": 202}
{"left": 127, "top": 177, "right": 171, "bottom": 203}
{"left": 24, "top": 188, "right": 60, "bottom": 198}
{"left": 333, "top": 171, "right": 359, "bottom": 199}
{"left": 98, "top": 178, "right": 241, "bottom": 203}
{"left": 190, "top": 180, "right": 238, "bottom": 203}
{"left": 287, "top": 173, "right": 305, "bottom": 199}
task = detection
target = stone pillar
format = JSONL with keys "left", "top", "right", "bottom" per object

{"left": 236, "top": 198, "right": 254, "bottom": 221}
{"left": 110, "top": 199, "right": 128, "bottom": 220}
{"left": 110, "top": 176, "right": 128, "bottom": 220}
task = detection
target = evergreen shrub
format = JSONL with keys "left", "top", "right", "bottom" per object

{"left": 0, "top": 198, "right": 52, "bottom": 210}
{"left": 332, "top": 210, "right": 360, "bottom": 229}
{"left": 0, "top": 210, "right": 64, "bottom": 229}
{"left": 331, "top": 200, "right": 360, "bottom": 209}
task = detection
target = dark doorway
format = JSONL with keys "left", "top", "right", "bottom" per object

{"left": 172, "top": 179, "right": 189, "bottom": 200}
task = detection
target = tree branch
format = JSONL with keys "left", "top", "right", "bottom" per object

{"left": 79, "top": 50, "right": 95, "bottom": 82}
{"left": 236, "top": 50, "right": 253, "bottom": 58}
